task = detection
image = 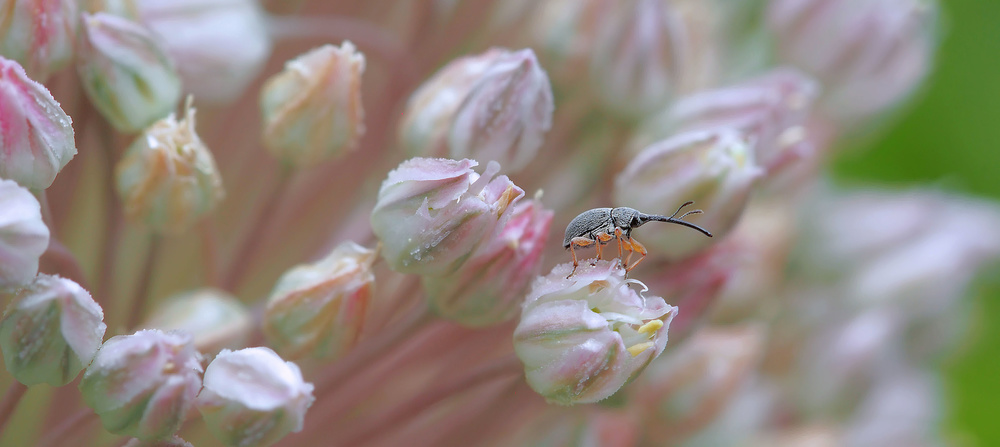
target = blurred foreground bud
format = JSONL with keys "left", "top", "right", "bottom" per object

{"left": 589, "top": 0, "right": 687, "bottom": 117}
{"left": 0, "top": 274, "right": 106, "bottom": 386}
{"left": 264, "top": 241, "right": 375, "bottom": 360}
{"left": 123, "top": 436, "right": 193, "bottom": 447}
{"left": 513, "top": 260, "right": 678, "bottom": 405}
{"left": 81, "top": 0, "right": 139, "bottom": 17}
{"left": 261, "top": 42, "right": 365, "bottom": 166}
{"left": 80, "top": 330, "right": 203, "bottom": 440}
{"left": 115, "top": 98, "right": 224, "bottom": 234}
{"left": 77, "top": 13, "right": 181, "bottom": 132}
{"left": 142, "top": 289, "right": 251, "bottom": 356}
{"left": 768, "top": 0, "right": 937, "bottom": 121}
{"left": 0, "top": 57, "right": 76, "bottom": 189}
{"left": 399, "top": 48, "right": 554, "bottom": 173}
{"left": 425, "top": 199, "right": 553, "bottom": 327}
{"left": 615, "top": 129, "right": 763, "bottom": 260}
{"left": 0, "top": 0, "right": 77, "bottom": 81}
{"left": 197, "top": 347, "right": 314, "bottom": 447}
{"left": 135, "top": 0, "right": 272, "bottom": 104}
{"left": 0, "top": 179, "right": 50, "bottom": 288}
{"left": 371, "top": 158, "right": 524, "bottom": 276}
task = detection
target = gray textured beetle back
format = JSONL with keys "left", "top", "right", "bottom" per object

{"left": 562, "top": 207, "right": 613, "bottom": 247}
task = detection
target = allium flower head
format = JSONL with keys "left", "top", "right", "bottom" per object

{"left": 425, "top": 198, "right": 554, "bottom": 327}
{"left": 399, "top": 48, "right": 554, "bottom": 173}
{"left": 197, "top": 347, "right": 315, "bottom": 447}
{"left": 115, "top": 98, "right": 224, "bottom": 234}
{"left": 371, "top": 158, "right": 524, "bottom": 276}
{"left": 142, "top": 288, "right": 251, "bottom": 356}
{"left": 0, "top": 179, "right": 50, "bottom": 288}
{"left": 615, "top": 129, "right": 763, "bottom": 260}
{"left": 80, "top": 329, "right": 203, "bottom": 440}
{"left": 76, "top": 13, "right": 182, "bottom": 132}
{"left": 261, "top": 42, "right": 366, "bottom": 167}
{"left": 0, "top": 274, "right": 106, "bottom": 386}
{"left": 0, "top": 0, "right": 77, "bottom": 81}
{"left": 0, "top": 56, "right": 77, "bottom": 190}
{"left": 264, "top": 241, "right": 375, "bottom": 360}
{"left": 513, "top": 260, "right": 678, "bottom": 405}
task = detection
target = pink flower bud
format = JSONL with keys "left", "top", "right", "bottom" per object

{"left": 0, "top": 0, "right": 77, "bottom": 81}
{"left": 399, "top": 48, "right": 554, "bottom": 173}
{"left": 425, "top": 199, "right": 553, "bottom": 327}
{"left": 123, "top": 436, "right": 193, "bottom": 447}
{"left": 135, "top": 0, "right": 272, "bottom": 104}
{"left": 0, "top": 179, "right": 50, "bottom": 288}
{"left": 513, "top": 260, "right": 678, "bottom": 405}
{"left": 80, "top": 329, "right": 203, "bottom": 440}
{"left": 142, "top": 289, "right": 251, "bottom": 356}
{"left": 371, "top": 158, "right": 524, "bottom": 276}
{"left": 263, "top": 241, "right": 375, "bottom": 360}
{"left": 76, "top": 13, "right": 182, "bottom": 132}
{"left": 196, "top": 347, "right": 314, "bottom": 447}
{"left": 260, "top": 42, "right": 365, "bottom": 166}
{"left": 614, "top": 129, "right": 763, "bottom": 260}
{"left": 115, "top": 98, "right": 225, "bottom": 234}
{"left": 0, "top": 57, "right": 77, "bottom": 189}
{"left": 589, "top": 0, "right": 687, "bottom": 116}
{"left": 0, "top": 274, "right": 106, "bottom": 386}
{"left": 768, "top": 0, "right": 937, "bottom": 121}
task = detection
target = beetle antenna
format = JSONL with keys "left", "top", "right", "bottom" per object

{"left": 640, "top": 209, "right": 714, "bottom": 238}
{"left": 669, "top": 201, "right": 695, "bottom": 219}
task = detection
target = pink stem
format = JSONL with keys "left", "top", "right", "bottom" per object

{"left": 36, "top": 408, "right": 96, "bottom": 447}
{"left": 0, "top": 382, "right": 28, "bottom": 435}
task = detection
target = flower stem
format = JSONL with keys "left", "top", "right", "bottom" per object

{"left": 0, "top": 382, "right": 28, "bottom": 435}
{"left": 126, "top": 234, "right": 162, "bottom": 330}
{"left": 96, "top": 120, "right": 124, "bottom": 311}
{"left": 36, "top": 408, "right": 96, "bottom": 447}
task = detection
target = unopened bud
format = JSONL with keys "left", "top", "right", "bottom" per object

{"left": 136, "top": 0, "right": 272, "bottom": 104}
{"left": 371, "top": 158, "right": 524, "bottom": 276}
{"left": 261, "top": 42, "right": 365, "bottom": 166}
{"left": 425, "top": 199, "right": 553, "bottom": 327}
{"left": 0, "top": 0, "right": 77, "bottom": 81}
{"left": 513, "top": 260, "right": 678, "bottom": 405}
{"left": 0, "top": 57, "right": 77, "bottom": 189}
{"left": 615, "top": 129, "right": 763, "bottom": 260}
{"left": 589, "top": 0, "right": 687, "bottom": 117}
{"left": 264, "top": 242, "right": 375, "bottom": 360}
{"left": 76, "top": 13, "right": 181, "bottom": 132}
{"left": 80, "top": 329, "right": 203, "bottom": 440}
{"left": 0, "top": 179, "right": 50, "bottom": 288}
{"left": 142, "top": 289, "right": 251, "bottom": 356}
{"left": 0, "top": 275, "right": 106, "bottom": 386}
{"left": 399, "top": 48, "right": 554, "bottom": 173}
{"left": 115, "top": 98, "right": 224, "bottom": 234}
{"left": 197, "top": 347, "right": 314, "bottom": 447}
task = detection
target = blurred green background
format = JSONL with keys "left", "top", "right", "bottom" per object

{"left": 830, "top": 1, "right": 1000, "bottom": 444}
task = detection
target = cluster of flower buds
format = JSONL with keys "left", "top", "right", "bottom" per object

{"left": 0, "top": 179, "right": 50, "bottom": 288}
{"left": 399, "top": 48, "right": 554, "bottom": 173}
{"left": 513, "top": 260, "right": 678, "bottom": 405}
{"left": 0, "top": 0, "right": 77, "bottom": 81}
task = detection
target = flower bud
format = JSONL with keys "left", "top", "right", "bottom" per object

{"left": 589, "top": 0, "right": 687, "bottom": 117}
{"left": 0, "top": 179, "right": 50, "bottom": 288}
{"left": 80, "top": 329, "right": 203, "bottom": 440}
{"left": 614, "top": 129, "right": 763, "bottom": 260}
{"left": 371, "top": 158, "right": 524, "bottom": 276}
{"left": 0, "top": 57, "right": 77, "bottom": 189}
{"left": 425, "top": 199, "right": 553, "bottom": 327}
{"left": 0, "top": 0, "right": 77, "bottom": 81}
{"left": 115, "top": 98, "right": 224, "bottom": 234}
{"left": 197, "top": 347, "right": 314, "bottom": 447}
{"left": 0, "top": 275, "right": 106, "bottom": 386}
{"left": 135, "top": 0, "right": 272, "bottom": 104}
{"left": 123, "top": 436, "right": 193, "bottom": 447}
{"left": 76, "top": 13, "right": 182, "bottom": 132}
{"left": 142, "top": 289, "right": 251, "bottom": 356}
{"left": 260, "top": 42, "right": 365, "bottom": 166}
{"left": 768, "top": 0, "right": 937, "bottom": 121}
{"left": 513, "top": 260, "right": 678, "bottom": 405}
{"left": 399, "top": 48, "right": 554, "bottom": 173}
{"left": 263, "top": 242, "right": 375, "bottom": 360}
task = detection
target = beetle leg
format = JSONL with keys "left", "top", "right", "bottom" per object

{"left": 594, "top": 232, "right": 613, "bottom": 264}
{"left": 614, "top": 228, "right": 625, "bottom": 268}
{"left": 567, "top": 237, "right": 595, "bottom": 278}
{"left": 625, "top": 237, "right": 648, "bottom": 273}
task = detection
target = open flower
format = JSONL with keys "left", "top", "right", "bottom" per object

{"left": 513, "top": 260, "right": 678, "bottom": 405}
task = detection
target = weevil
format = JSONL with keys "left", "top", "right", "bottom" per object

{"left": 562, "top": 202, "right": 713, "bottom": 277}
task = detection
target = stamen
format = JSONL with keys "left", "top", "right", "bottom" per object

{"left": 637, "top": 319, "right": 663, "bottom": 335}
{"left": 627, "top": 342, "right": 655, "bottom": 357}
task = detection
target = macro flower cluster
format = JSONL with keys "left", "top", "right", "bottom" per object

{"left": 0, "top": 0, "right": 992, "bottom": 446}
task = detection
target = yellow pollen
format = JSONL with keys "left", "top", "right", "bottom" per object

{"left": 637, "top": 319, "right": 663, "bottom": 336}
{"left": 627, "top": 342, "right": 655, "bottom": 357}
